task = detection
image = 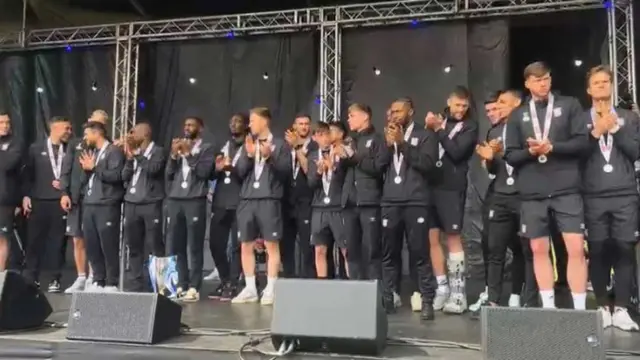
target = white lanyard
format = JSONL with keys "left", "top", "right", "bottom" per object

{"left": 88, "top": 142, "right": 110, "bottom": 192}
{"left": 181, "top": 139, "right": 202, "bottom": 182}
{"left": 292, "top": 138, "right": 310, "bottom": 179}
{"left": 590, "top": 107, "right": 615, "bottom": 164}
{"left": 529, "top": 94, "right": 554, "bottom": 142}
{"left": 438, "top": 120, "right": 464, "bottom": 160}
{"left": 222, "top": 140, "right": 243, "bottom": 177}
{"left": 254, "top": 133, "right": 273, "bottom": 181}
{"left": 501, "top": 125, "right": 514, "bottom": 177}
{"left": 392, "top": 122, "right": 415, "bottom": 175}
{"left": 46, "top": 138, "right": 64, "bottom": 179}
{"left": 131, "top": 142, "right": 155, "bottom": 188}
{"left": 319, "top": 148, "right": 334, "bottom": 196}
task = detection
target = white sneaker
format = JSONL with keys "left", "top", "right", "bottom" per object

{"left": 182, "top": 288, "right": 200, "bottom": 302}
{"left": 261, "top": 288, "right": 275, "bottom": 306}
{"left": 87, "top": 283, "right": 104, "bottom": 292}
{"left": 587, "top": 281, "right": 594, "bottom": 292}
{"left": 64, "top": 277, "right": 87, "bottom": 294}
{"left": 508, "top": 294, "right": 521, "bottom": 308}
{"left": 393, "top": 292, "right": 402, "bottom": 308}
{"left": 231, "top": 287, "right": 259, "bottom": 304}
{"left": 433, "top": 286, "right": 450, "bottom": 311}
{"left": 469, "top": 290, "right": 488, "bottom": 312}
{"left": 612, "top": 307, "right": 639, "bottom": 331}
{"left": 102, "top": 286, "right": 119, "bottom": 293}
{"left": 598, "top": 307, "right": 612, "bottom": 329}
{"left": 410, "top": 292, "right": 422, "bottom": 312}
{"left": 203, "top": 269, "right": 219, "bottom": 281}
{"left": 443, "top": 293, "right": 467, "bottom": 314}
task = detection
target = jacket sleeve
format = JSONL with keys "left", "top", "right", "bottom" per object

{"left": 235, "top": 147, "right": 254, "bottom": 180}
{"left": 611, "top": 111, "right": 640, "bottom": 162}
{"left": 400, "top": 130, "right": 438, "bottom": 176}
{"left": 95, "top": 147, "right": 125, "bottom": 184}
{"left": 137, "top": 148, "right": 168, "bottom": 178}
{"left": 307, "top": 152, "right": 321, "bottom": 189}
{"left": 60, "top": 147, "right": 74, "bottom": 196}
{"left": 22, "top": 144, "right": 35, "bottom": 197}
{"left": 358, "top": 135, "right": 390, "bottom": 176}
{"left": 485, "top": 159, "right": 500, "bottom": 175}
{"left": 436, "top": 120, "right": 478, "bottom": 163}
{"left": 0, "top": 140, "right": 24, "bottom": 173}
{"left": 550, "top": 98, "right": 590, "bottom": 156}
{"left": 185, "top": 146, "right": 215, "bottom": 181}
{"left": 267, "top": 142, "right": 292, "bottom": 181}
{"left": 504, "top": 114, "right": 537, "bottom": 167}
{"left": 165, "top": 157, "right": 179, "bottom": 183}
{"left": 122, "top": 159, "right": 134, "bottom": 182}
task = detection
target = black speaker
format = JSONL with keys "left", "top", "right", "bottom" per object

{"left": 481, "top": 307, "right": 605, "bottom": 360}
{"left": 270, "top": 279, "right": 387, "bottom": 356}
{"left": 66, "top": 292, "right": 182, "bottom": 344}
{"left": 0, "top": 271, "right": 52, "bottom": 330}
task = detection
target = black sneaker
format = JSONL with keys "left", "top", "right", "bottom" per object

{"left": 207, "top": 283, "right": 225, "bottom": 299}
{"left": 220, "top": 284, "right": 238, "bottom": 302}
{"left": 48, "top": 280, "right": 61, "bottom": 293}
{"left": 421, "top": 303, "right": 435, "bottom": 321}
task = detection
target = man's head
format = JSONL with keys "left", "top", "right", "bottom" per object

{"left": 389, "top": 97, "right": 414, "bottom": 126}
{"left": 484, "top": 93, "right": 501, "bottom": 125}
{"left": 83, "top": 121, "right": 107, "bottom": 146}
{"left": 249, "top": 107, "right": 271, "bottom": 137}
{"left": 524, "top": 61, "right": 552, "bottom": 99}
{"left": 229, "top": 113, "right": 248, "bottom": 136}
{"left": 293, "top": 114, "right": 311, "bottom": 139}
{"left": 586, "top": 65, "right": 613, "bottom": 102}
{"left": 0, "top": 111, "right": 10, "bottom": 137}
{"left": 313, "top": 122, "right": 332, "bottom": 149}
{"left": 447, "top": 86, "right": 471, "bottom": 120}
{"left": 89, "top": 109, "right": 109, "bottom": 124}
{"left": 329, "top": 121, "right": 347, "bottom": 144}
{"left": 497, "top": 89, "right": 522, "bottom": 119}
{"left": 49, "top": 116, "right": 73, "bottom": 143}
{"left": 130, "top": 123, "right": 152, "bottom": 145}
{"left": 183, "top": 117, "right": 204, "bottom": 139}
{"left": 347, "top": 103, "right": 372, "bottom": 132}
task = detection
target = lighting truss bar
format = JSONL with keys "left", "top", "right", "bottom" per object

{"left": 0, "top": 24, "right": 118, "bottom": 51}
{"left": 319, "top": 8, "right": 341, "bottom": 123}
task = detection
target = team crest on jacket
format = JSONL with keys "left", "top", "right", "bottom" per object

{"left": 553, "top": 107, "right": 562, "bottom": 117}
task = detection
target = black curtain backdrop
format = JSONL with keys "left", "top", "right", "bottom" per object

{"left": 0, "top": 47, "right": 114, "bottom": 144}
{"left": 137, "top": 33, "right": 318, "bottom": 147}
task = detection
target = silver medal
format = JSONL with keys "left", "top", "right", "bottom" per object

{"left": 181, "top": 181, "right": 188, "bottom": 189}
{"left": 435, "top": 160, "right": 443, "bottom": 168}
{"left": 394, "top": 176, "right": 402, "bottom": 184}
{"left": 129, "top": 188, "right": 136, "bottom": 194}
{"left": 538, "top": 155, "right": 547, "bottom": 164}
{"left": 323, "top": 197, "right": 331, "bottom": 204}
{"left": 253, "top": 181, "right": 260, "bottom": 189}
{"left": 224, "top": 177, "right": 231, "bottom": 184}
{"left": 603, "top": 164, "right": 613, "bottom": 173}
{"left": 506, "top": 177, "right": 515, "bottom": 186}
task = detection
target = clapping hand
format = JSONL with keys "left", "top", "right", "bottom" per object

{"left": 285, "top": 129, "right": 298, "bottom": 147}
{"left": 260, "top": 141, "right": 272, "bottom": 159}
{"left": 425, "top": 112, "right": 444, "bottom": 130}
{"left": 475, "top": 143, "right": 495, "bottom": 161}
{"left": 79, "top": 151, "right": 96, "bottom": 171}
{"left": 245, "top": 136, "right": 256, "bottom": 158}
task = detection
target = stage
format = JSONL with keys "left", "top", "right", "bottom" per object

{"left": 1, "top": 279, "right": 640, "bottom": 360}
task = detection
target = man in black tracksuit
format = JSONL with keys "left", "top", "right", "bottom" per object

{"left": 0, "top": 112, "right": 23, "bottom": 272}
{"left": 342, "top": 103, "right": 389, "bottom": 299}
{"left": 504, "top": 61, "right": 589, "bottom": 310}
{"left": 208, "top": 114, "right": 247, "bottom": 301}
{"left": 80, "top": 121, "right": 125, "bottom": 292}
{"left": 121, "top": 123, "right": 166, "bottom": 292}
{"left": 381, "top": 98, "right": 439, "bottom": 319}
{"left": 581, "top": 65, "right": 639, "bottom": 330}
{"left": 165, "top": 117, "right": 215, "bottom": 302}
{"left": 22, "top": 117, "right": 72, "bottom": 292}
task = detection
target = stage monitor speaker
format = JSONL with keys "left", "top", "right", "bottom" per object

{"left": 270, "top": 279, "right": 387, "bottom": 356}
{"left": 481, "top": 307, "right": 605, "bottom": 360}
{"left": 67, "top": 292, "right": 182, "bottom": 344}
{"left": 0, "top": 271, "right": 52, "bottom": 330}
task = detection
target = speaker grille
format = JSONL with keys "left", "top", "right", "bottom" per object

{"left": 481, "top": 307, "right": 605, "bottom": 360}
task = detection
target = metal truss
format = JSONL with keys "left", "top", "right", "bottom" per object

{"left": 319, "top": 8, "right": 341, "bottom": 123}
{"left": 0, "top": 24, "right": 118, "bottom": 51}
{"left": 111, "top": 24, "right": 140, "bottom": 139}
{"left": 607, "top": 0, "right": 636, "bottom": 105}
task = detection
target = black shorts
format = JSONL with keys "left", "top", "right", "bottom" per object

{"left": 0, "top": 206, "right": 16, "bottom": 237}
{"left": 428, "top": 189, "right": 466, "bottom": 233}
{"left": 584, "top": 195, "right": 638, "bottom": 242}
{"left": 236, "top": 199, "right": 282, "bottom": 243}
{"left": 310, "top": 210, "right": 345, "bottom": 248}
{"left": 66, "top": 203, "right": 83, "bottom": 238}
{"left": 520, "top": 193, "right": 584, "bottom": 239}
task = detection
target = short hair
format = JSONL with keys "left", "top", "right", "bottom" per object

{"left": 449, "top": 86, "right": 470, "bottom": 100}
{"left": 0, "top": 109, "right": 8, "bottom": 116}
{"left": 329, "top": 121, "right": 347, "bottom": 135}
{"left": 49, "top": 116, "right": 70, "bottom": 124}
{"left": 185, "top": 116, "right": 204, "bottom": 127}
{"left": 523, "top": 61, "right": 551, "bottom": 79}
{"left": 586, "top": 65, "right": 613, "bottom": 84}
{"left": 294, "top": 113, "right": 312, "bottom": 122}
{"left": 484, "top": 91, "right": 501, "bottom": 105}
{"left": 348, "top": 102, "right": 372, "bottom": 119}
{"left": 393, "top": 97, "right": 414, "bottom": 109}
{"left": 232, "top": 112, "right": 248, "bottom": 123}
{"left": 91, "top": 109, "right": 109, "bottom": 122}
{"left": 313, "top": 122, "right": 330, "bottom": 134}
{"left": 83, "top": 121, "right": 107, "bottom": 136}
{"left": 250, "top": 107, "right": 272, "bottom": 121}
{"left": 501, "top": 89, "right": 523, "bottom": 100}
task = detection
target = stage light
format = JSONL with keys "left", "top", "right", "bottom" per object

{"left": 373, "top": 67, "right": 381, "bottom": 76}
{"left": 189, "top": 78, "right": 197, "bottom": 84}
{"left": 36, "top": 87, "right": 44, "bottom": 93}
{"left": 262, "top": 72, "right": 269, "bottom": 80}
{"left": 139, "top": 101, "right": 146, "bottom": 109}
{"left": 444, "top": 66, "right": 452, "bottom": 73}
{"left": 65, "top": 45, "right": 72, "bottom": 52}
{"left": 226, "top": 31, "right": 235, "bottom": 38}
{"left": 91, "top": 81, "right": 98, "bottom": 91}
{"left": 315, "top": 95, "right": 322, "bottom": 105}
{"left": 411, "top": 19, "right": 419, "bottom": 26}
{"left": 573, "top": 59, "right": 583, "bottom": 67}
{"left": 603, "top": 0, "right": 613, "bottom": 10}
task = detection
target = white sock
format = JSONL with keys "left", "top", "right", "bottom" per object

{"left": 265, "top": 277, "right": 277, "bottom": 292}
{"left": 449, "top": 251, "right": 465, "bottom": 262}
{"left": 540, "top": 290, "right": 556, "bottom": 309}
{"left": 78, "top": 274, "right": 86, "bottom": 279}
{"left": 245, "top": 276, "right": 257, "bottom": 292}
{"left": 484, "top": 286, "right": 488, "bottom": 295}
{"left": 436, "top": 275, "right": 448, "bottom": 288}
{"left": 572, "top": 293, "right": 587, "bottom": 310}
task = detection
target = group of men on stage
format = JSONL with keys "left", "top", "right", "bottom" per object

{"left": 0, "top": 60, "right": 639, "bottom": 331}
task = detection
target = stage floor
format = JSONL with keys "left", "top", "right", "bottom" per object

{"left": 1, "top": 274, "right": 640, "bottom": 359}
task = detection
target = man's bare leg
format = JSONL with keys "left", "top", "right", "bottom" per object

{"left": 262, "top": 240, "right": 281, "bottom": 305}
{"left": 563, "top": 233, "right": 587, "bottom": 309}
{"left": 315, "top": 245, "right": 329, "bottom": 278}
{"left": 530, "top": 237, "right": 555, "bottom": 308}
{"left": 0, "top": 236, "right": 9, "bottom": 271}
{"left": 429, "top": 228, "right": 448, "bottom": 309}
{"left": 443, "top": 233, "right": 467, "bottom": 313}
{"left": 232, "top": 241, "right": 259, "bottom": 303}
{"left": 64, "top": 237, "right": 90, "bottom": 293}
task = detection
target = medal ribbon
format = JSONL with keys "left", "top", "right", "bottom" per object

{"left": 438, "top": 120, "right": 464, "bottom": 160}
{"left": 88, "top": 142, "right": 110, "bottom": 193}
{"left": 254, "top": 133, "right": 273, "bottom": 182}
{"left": 180, "top": 139, "right": 202, "bottom": 183}
{"left": 529, "top": 94, "right": 554, "bottom": 143}
{"left": 320, "top": 148, "right": 333, "bottom": 197}
{"left": 46, "top": 138, "right": 65, "bottom": 180}
{"left": 590, "top": 107, "right": 615, "bottom": 164}
{"left": 222, "top": 140, "right": 243, "bottom": 178}
{"left": 131, "top": 142, "right": 155, "bottom": 189}
{"left": 501, "top": 125, "right": 514, "bottom": 177}
{"left": 392, "top": 122, "right": 415, "bottom": 176}
{"left": 292, "top": 138, "right": 310, "bottom": 179}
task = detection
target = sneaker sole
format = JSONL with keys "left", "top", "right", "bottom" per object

{"left": 260, "top": 300, "right": 274, "bottom": 306}
{"left": 207, "top": 295, "right": 222, "bottom": 300}
{"left": 231, "top": 298, "right": 259, "bottom": 304}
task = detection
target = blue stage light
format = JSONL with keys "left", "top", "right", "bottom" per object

{"left": 411, "top": 19, "right": 419, "bottom": 26}
{"left": 603, "top": 1, "right": 612, "bottom": 9}
{"left": 65, "top": 45, "right": 72, "bottom": 52}
{"left": 139, "top": 101, "right": 146, "bottom": 109}
{"left": 315, "top": 95, "right": 322, "bottom": 104}
{"left": 226, "top": 31, "right": 235, "bottom": 38}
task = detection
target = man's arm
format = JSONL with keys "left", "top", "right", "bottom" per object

{"left": 436, "top": 120, "right": 478, "bottom": 163}
{"left": 60, "top": 147, "right": 74, "bottom": 196}
{"left": 21, "top": 145, "right": 35, "bottom": 197}
{"left": 95, "top": 147, "right": 125, "bottom": 184}
{"left": 307, "top": 152, "right": 321, "bottom": 189}
{"left": 358, "top": 135, "right": 390, "bottom": 176}
{"left": 610, "top": 111, "right": 640, "bottom": 162}
{"left": 137, "top": 148, "right": 168, "bottom": 178}
{"left": 268, "top": 142, "right": 293, "bottom": 181}
{"left": 0, "top": 140, "right": 24, "bottom": 172}
{"left": 549, "top": 98, "right": 590, "bottom": 155}
{"left": 400, "top": 130, "right": 438, "bottom": 176}
{"left": 186, "top": 146, "right": 215, "bottom": 181}
{"left": 504, "top": 115, "right": 537, "bottom": 167}
{"left": 122, "top": 158, "right": 134, "bottom": 182}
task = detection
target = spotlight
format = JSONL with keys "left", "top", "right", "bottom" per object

{"left": 262, "top": 72, "right": 269, "bottom": 80}
{"left": 65, "top": 45, "right": 72, "bottom": 52}
{"left": 226, "top": 31, "right": 235, "bottom": 38}
{"left": 373, "top": 67, "right": 381, "bottom": 76}
{"left": 444, "top": 66, "right": 452, "bottom": 73}
{"left": 36, "top": 87, "right": 44, "bottom": 93}
{"left": 573, "top": 59, "right": 583, "bottom": 67}
{"left": 411, "top": 19, "right": 419, "bottom": 26}
{"left": 91, "top": 81, "right": 98, "bottom": 91}
{"left": 189, "top": 78, "right": 197, "bottom": 84}
{"left": 139, "top": 101, "right": 146, "bottom": 109}
{"left": 315, "top": 95, "right": 322, "bottom": 105}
